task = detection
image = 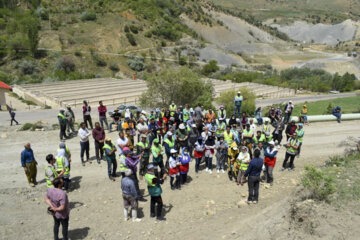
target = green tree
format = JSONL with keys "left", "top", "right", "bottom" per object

{"left": 7, "top": 33, "right": 28, "bottom": 58}
{"left": 202, "top": 60, "right": 219, "bottom": 76}
{"left": 140, "top": 67, "right": 214, "bottom": 108}
{"left": 21, "top": 16, "right": 40, "bottom": 57}
{"left": 215, "top": 87, "right": 256, "bottom": 116}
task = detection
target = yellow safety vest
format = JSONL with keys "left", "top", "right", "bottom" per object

{"left": 164, "top": 138, "right": 175, "bottom": 148}
{"left": 56, "top": 157, "right": 69, "bottom": 176}
{"left": 287, "top": 138, "right": 298, "bottom": 154}
{"left": 238, "top": 152, "right": 250, "bottom": 171}
{"left": 224, "top": 131, "right": 234, "bottom": 145}
{"left": 58, "top": 113, "right": 66, "bottom": 120}
{"left": 169, "top": 105, "right": 177, "bottom": 116}
{"left": 45, "top": 165, "right": 58, "bottom": 188}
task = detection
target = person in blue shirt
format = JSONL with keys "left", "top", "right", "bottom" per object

{"left": 244, "top": 149, "right": 263, "bottom": 204}
{"left": 148, "top": 118, "right": 159, "bottom": 146}
{"left": 332, "top": 106, "right": 342, "bottom": 123}
{"left": 122, "top": 169, "right": 141, "bottom": 222}
{"left": 21, "top": 143, "right": 38, "bottom": 187}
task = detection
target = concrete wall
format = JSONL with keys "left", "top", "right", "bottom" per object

{"left": 0, "top": 89, "right": 7, "bottom": 106}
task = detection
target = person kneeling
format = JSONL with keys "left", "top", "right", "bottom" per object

{"left": 121, "top": 169, "right": 141, "bottom": 222}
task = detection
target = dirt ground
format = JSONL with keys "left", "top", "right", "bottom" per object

{"left": 0, "top": 120, "right": 360, "bottom": 240}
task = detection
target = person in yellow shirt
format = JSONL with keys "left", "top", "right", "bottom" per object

{"left": 301, "top": 104, "right": 309, "bottom": 125}
{"left": 227, "top": 142, "right": 239, "bottom": 181}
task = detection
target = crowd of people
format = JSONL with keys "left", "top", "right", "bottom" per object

{"left": 20, "top": 92, "right": 311, "bottom": 240}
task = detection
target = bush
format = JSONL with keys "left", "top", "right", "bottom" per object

{"left": 302, "top": 165, "right": 336, "bottom": 202}
{"left": 178, "top": 56, "right": 187, "bottom": 65}
{"left": 54, "top": 56, "right": 76, "bottom": 73}
{"left": 127, "top": 55, "right": 146, "bottom": 71}
{"left": 20, "top": 123, "right": 33, "bottom": 131}
{"left": 17, "top": 60, "right": 39, "bottom": 75}
{"left": 90, "top": 51, "right": 106, "bottom": 67}
{"left": 7, "top": 33, "right": 28, "bottom": 58}
{"left": 126, "top": 33, "right": 137, "bottom": 46}
{"left": 130, "top": 25, "right": 139, "bottom": 34}
{"left": 144, "top": 31, "right": 152, "bottom": 38}
{"left": 215, "top": 87, "right": 256, "bottom": 116}
{"left": 34, "top": 7, "right": 49, "bottom": 20}
{"left": 109, "top": 62, "right": 119, "bottom": 72}
{"left": 124, "top": 25, "right": 130, "bottom": 33}
{"left": 80, "top": 12, "right": 97, "bottom": 21}
{"left": 0, "top": 71, "right": 12, "bottom": 84}
{"left": 202, "top": 60, "right": 220, "bottom": 76}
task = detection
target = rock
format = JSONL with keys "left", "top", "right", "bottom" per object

{"left": 208, "top": 200, "right": 215, "bottom": 205}
{"left": 265, "top": 184, "right": 270, "bottom": 189}
{"left": 237, "top": 201, "right": 247, "bottom": 208}
{"left": 241, "top": 193, "right": 246, "bottom": 197}
{"left": 231, "top": 231, "right": 237, "bottom": 235}
{"left": 103, "top": 201, "right": 107, "bottom": 204}
{"left": 290, "top": 179, "right": 297, "bottom": 185}
{"left": 1, "top": 133, "right": 7, "bottom": 139}
{"left": 206, "top": 210, "right": 215, "bottom": 216}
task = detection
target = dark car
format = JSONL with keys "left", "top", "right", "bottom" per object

{"left": 117, "top": 104, "right": 142, "bottom": 114}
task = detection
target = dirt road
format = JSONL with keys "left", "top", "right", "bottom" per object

{"left": 0, "top": 120, "right": 359, "bottom": 240}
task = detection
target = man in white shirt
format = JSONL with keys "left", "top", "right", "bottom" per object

{"left": 136, "top": 118, "right": 148, "bottom": 142}
{"left": 78, "top": 122, "right": 91, "bottom": 166}
{"left": 116, "top": 131, "right": 129, "bottom": 156}
{"left": 249, "top": 118, "right": 256, "bottom": 132}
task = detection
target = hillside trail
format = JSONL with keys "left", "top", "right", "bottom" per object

{"left": 0, "top": 120, "right": 359, "bottom": 239}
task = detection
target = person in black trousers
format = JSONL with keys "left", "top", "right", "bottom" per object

{"left": 9, "top": 108, "right": 19, "bottom": 126}
{"left": 244, "top": 149, "right": 263, "bottom": 204}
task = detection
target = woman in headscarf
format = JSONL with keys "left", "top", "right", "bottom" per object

{"left": 179, "top": 147, "right": 191, "bottom": 184}
{"left": 194, "top": 136, "right": 205, "bottom": 173}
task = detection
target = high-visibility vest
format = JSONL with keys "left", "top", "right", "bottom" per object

{"left": 164, "top": 138, "right": 175, "bottom": 148}
{"left": 119, "top": 154, "right": 128, "bottom": 172}
{"left": 265, "top": 134, "right": 273, "bottom": 142}
{"left": 224, "top": 131, "right": 234, "bottom": 145}
{"left": 216, "top": 122, "right": 226, "bottom": 135}
{"left": 253, "top": 134, "right": 265, "bottom": 144}
{"left": 183, "top": 109, "right": 190, "bottom": 121}
{"left": 263, "top": 124, "right": 271, "bottom": 133}
{"left": 169, "top": 105, "right": 177, "bottom": 116}
{"left": 57, "top": 147, "right": 70, "bottom": 159}
{"left": 136, "top": 141, "right": 150, "bottom": 157}
{"left": 287, "top": 138, "right": 298, "bottom": 154}
{"left": 243, "top": 129, "right": 253, "bottom": 138}
{"left": 103, "top": 143, "right": 116, "bottom": 157}
{"left": 145, "top": 173, "right": 162, "bottom": 196}
{"left": 218, "top": 109, "right": 226, "bottom": 119}
{"left": 45, "top": 165, "right": 58, "bottom": 188}
{"left": 58, "top": 113, "right": 66, "bottom": 120}
{"left": 235, "top": 96, "right": 243, "bottom": 102}
{"left": 151, "top": 144, "right": 162, "bottom": 158}
{"left": 56, "top": 157, "right": 69, "bottom": 176}
{"left": 238, "top": 152, "right": 250, "bottom": 171}
{"left": 296, "top": 129, "right": 304, "bottom": 143}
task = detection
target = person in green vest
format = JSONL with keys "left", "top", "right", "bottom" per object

{"left": 263, "top": 132, "right": 273, "bottom": 148}
{"left": 136, "top": 134, "right": 150, "bottom": 177}
{"left": 223, "top": 125, "right": 234, "bottom": 146}
{"left": 217, "top": 105, "right": 227, "bottom": 124}
{"left": 236, "top": 146, "right": 251, "bottom": 186}
{"left": 103, "top": 137, "right": 117, "bottom": 181}
{"left": 55, "top": 148, "right": 70, "bottom": 191}
{"left": 169, "top": 100, "right": 177, "bottom": 117}
{"left": 151, "top": 139, "right": 165, "bottom": 177}
{"left": 216, "top": 120, "right": 226, "bottom": 140}
{"left": 234, "top": 91, "right": 244, "bottom": 118}
{"left": 252, "top": 130, "right": 265, "bottom": 148}
{"left": 262, "top": 119, "right": 271, "bottom": 134}
{"left": 183, "top": 104, "right": 190, "bottom": 123}
{"left": 58, "top": 108, "right": 68, "bottom": 141}
{"left": 295, "top": 123, "right": 305, "bottom": 157}
{"left": 57, "top": 142, "right": 71, "bottom": 170}
{"left": 145, "top": 163, "right": 167, "bottom": 221}
{"left": 163, "top": 131, "right": 175, "bottom": 168}
{"left": 281, "top": 132, "right": 299, "bottom": 172}
{"left": 45, "top": 154, "right": 64, "bottom": 188}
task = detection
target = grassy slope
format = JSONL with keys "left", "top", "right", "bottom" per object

{"left": 292, "top": 95, "right": 360, "bottom": 115}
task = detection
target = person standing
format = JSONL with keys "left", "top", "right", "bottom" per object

{"left": 301, "top": 104, "right": 309, "bottom": 125}
{"left": 21, "top": 143, "right": 37, "bottom": 187}
{"left": 176, "top": 124, "right": 188, "bottom": 151}
{"left": 244, "top": 149, "right": 263, "bottom": 204}
{"left": 44, "top": 178, "right": 70, "bottom": 240}
{"left": 65, "top": 105, "right": 76, "bottom": 136}
{"left": 224, "top": 126, "right": 234, "bottom": 146}
{"left": 78, "top": 122, "right": 91, "bottom": 166}
{"left": 204, "top": 132, "right": 216, "bottom": 174}
{"left": 188, "top": 124, "right": 199, "bottom": 157}
{"left": 295, "top": 123, "right": 305, "bottom": 157}
{"left": 151, "top": 139, "right": 165, "bottom": 176}
{"left": 169, "top": 100, "right": 177, "bottom": 117}
{"left": 136, "top": 118, "right": 148, "bottom": 142}
{"left": 283, "top": 101, "right": 294, "bottom": 124}
{"left": 121, "top": 169, "right": 141, "bottom": 222}
{"left": 92, "top": 122, "right": 105, "bottom": 164}
{"left": 234, "top": 91, "right": 243, "bottom": 118}
{"left": 215, "top": 135, "right": 228, "bottom": 174}
{"left": 145, "top": 163, "right": 167, "bottom": 221}
{"left": 58, "top": 108, "right": 68, "bottom": 141}
{"left": 281, "top": 133, "right": 299, "bottom": 171}
{"left": 82, "top": 100, "right": 93, "bottom": 129}
{"left": 236, "top": 146, "right": 251, "bottom": 186}
{"left": 272, "top": 121, "right": 284, "bottom": 146}
{"left": 136, "top": 134, "right": 150, "bottom": 177}
{"left": 285, "top": 120, "right": 297, "bottom": 141}
{"left": 168, "top": 149, "right": 181, "bottom": 190}
{"left": 164, "top": 131, "right": 175, "bottom": 168}
{"left": 9, "top": 108, "right": 19, "bottom": 126}
{"left": 263, "top": 141, "right": 278, "bottom": 185}
{"left": 254, "top": 107, "right": 263, "bottom": 126}
{"left": 205, "top": 108, "right": 216, "bottom": 123}
{"left": 227, "top": 143, "right": 239, "bottom": 181}
{"left": 103, "top": 138, "right": 117, "bottom": 181}
{"left": 194, "top": 136, "right": 205, "bottom": 173}
{"left": 45, "top": 154, "right": 63, "bottom": 188}
{"left": 183, "top": 104, "right": 190, "bottom": 123}
{"left": 194, "top": 103, "right": 203, "bottom": 121}
{"left": 179, "top": 147, "right": 191, "bottom": 184}
{"left": 148, "top": 118, "right": 159, "bottom": 146}
{"left": 98, "top": 101, "right": 109, "bottom": 130}
{"left": 55, "top": 149, "right": 70, "bottom": 191}
{"left": 332, "top": 106, "right": 342, "bottom": 123}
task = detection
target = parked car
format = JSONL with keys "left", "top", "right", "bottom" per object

{"left": 117, "top": 104, "right": 142, "bottom": 113}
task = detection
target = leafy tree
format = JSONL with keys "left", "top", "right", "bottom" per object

{"left": 140, "top": 67, "right": 214, "bottom": 108}
{"left": 54, "top": 56, "right": 76, "bottom": 73}
{"left": 202, "top": 60, "right": 219, "bottom": 76}
{"left": 126, "top": 33, "right": 137, "bottom": 46}
{"left": 178, "top": 56, "right": 187, "bottom": 65}
{"left": 7, "top": 33, "right": 28, "bottom": 58}
{"left": 127, "top": 55, "right": 146, "bottom": 71}
{"left": 80, "top": 12, "right": 97, "bottom": 21}
{"left": 21, "top": 16, "right": 40, "bottom": 57}
{"left": 215, "top": 87, "right": 256, "bottom": 116}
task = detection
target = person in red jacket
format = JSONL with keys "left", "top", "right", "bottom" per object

{"left": 263, "top": 141, "right": 278, "bottom": 185}
{"left": 179, "top": 147, "right": 191, "bottom": 184}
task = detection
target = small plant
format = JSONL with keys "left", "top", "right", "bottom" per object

{"left": 302, "top": 165, "right": 336, "bottom": 202}
{"left": 44, "top": 105, "right": 52, "bottom": 109}
{"left": 126, "top": 33, "right": 137, "bottom": 46}
{"left": 54, "top": 56, "right": 76, "bottom": 73}
{"left": 80, "top": 12, "right": 97, "bottom": 21}
{"left": 124, "top": 25, "right": 130, "bottom": 33}
{"left": 17, "top": 60, "right": 39, "bottom": 75}
{"left": 325, "top": 103, "right": 333, "bottom": 114}
{"left": 127, "top": 55, "right": 146, "bottom": 71}
{"left": 109, "top": 62, "right": 119, "bottom": 72}
{"left": 129, "top": 25, "right": 139, "bottom": 34}
{"left": 20, "top": 123, "right": 34, "bottom": 131}
{"left": 178, "top": 56, "right": 187, "bottom": 66}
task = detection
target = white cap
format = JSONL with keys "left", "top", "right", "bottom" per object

{"left": 141, "top": 110, "right": 146, "bottom": 114}
{"left": 237, "top": 91, "right": 241, "bottom": 94}
{"left": 59, "top": 108, "right": 65, "bottom": 111}
{"left": 191, "top": 124, "right": 196, "bottom": 128}
{"left": 289, "top": 100, "right": 293, "bottom": 103}
{"left": 190, "top": 108, "right": 194, "bottom": 113}
{"left": 170, "top": 149, "right": 177, "bottom": 154}
{"left": 268, "top": 140, "right": 275, "bottom": 145}
{"left": 232, "top": 146, "right": 238, "bottom": 151}
{"left": 167, "top": 131, "right": 172, "bottom": 136}
{"left": 179, "top": 123, "right": 185, "bottom": 130}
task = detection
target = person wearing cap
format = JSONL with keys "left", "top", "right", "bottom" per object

{"left": 98, "top": 101, "right": 109, "bottom": 130}
{"left": 285, "top": 120, "right": 297, "bottom": 141}
{"left": 121, "top": 169, "right": 141, "bottom": 222}
{"left": 92, "top": 122, "right": 105, "bottom": 164}
{"left": 145, "top": 163, "right": 167, "bottom": 221}
{"left": 179, "top": 147, "right": 191, "bottom": 184}
{"left": 194, "top": 136, "right": 205, "bottom": 173}
{"left": 148, "top": 110, "right": 155, "bottom": 121}
{"left": 56, "top": 142, "right": 71, "bottom": 171}
{"left": 234, "top": 91, "right": 243, "bottom": 118}
{"left": 151, "top": 138, "right": 165, "bottom": 176}
{"left": 45, "top": 154, "right": 63, "bottom": 188}
{"left": 263, "top": 140, "right": 278, "bottom": 185}
{"left": 140, "top": 110, "right": 148, "bottom": 121}
{"left": 244, "top": 149, "right": 263, "bottom": 204}
{"left": 164, "top": 131, "right": 175, "bottom": 168}
{"left": 301, "top": 104, "right": 308, "bottom": 125}
{"left": 82, "top": 100, "right": 93, "bottom": 129}
{"left": 168, "top": 149, "right": 181, "bottom": 190}
{"left": 78, "top": 122, "right": 91, "bottom": 166}
{"left": 55, "top": 147, "right": 70, "bottom": 191}
{"left": 65, "top": 105, "right": 76, "bottom": 136}
{"left": 332, "top": 106, "right": 342, "bottom": 123}
{"left": 21, "top": 143, "right": 38, "bottom": 187}
{"left": 254, "top": 107, "right": 263, "bottom": 126}
{"left": 262, "top": 119, "right": 271, "bottom": 134}
{"left": 224, "top": 125, "right": 234, "bottom": 146}
{"left": 227, "top": 142, "right": 240, "bottom": 181}
{"left": 109, "top": 109, "right": 122, "bottom": 133}
{"left": 169, "top": 100, "right": 177, "bottom": 117}
{"left": 215, "top": 135, "right": 228, "bottom": 174}
{"left": 136, "top": 134, "right": 150, "bottom": 177}
{"left": 283, "top": 100, "right": 294, "bottom": 124}
{"left": 281, "top": 132, "right": 299, "bottom": 171}
{"left": 205, "top": 108, "right": 216, "bottom": 123}
{"left": 295, "top": 123, "right": 305, "bottom": 157}
{"left": 188, "top": 123, "right": 199, "bottom": 157}
{"left": 124, "top": 108, "right": 132, "bottom": 120}
{"left": 124, "top": 149, "right": 143, "bottom": 197}
{"left": 103, "top": 137, "right": 117, "bottom": 181}
{"left": 263, "top": 131, "right": 273, "bottom": 148}
{"left": 58, "top": 108, "right": 68, "bottom": 141}
{"left": 236, "top": 146, "right": 251, "bottom": 185}
{"left": 119, "top": 146, "right": 130, "bottom": 176}
{"left": 217, "top": 105, "right": 227, "bottom": 124}
{"left": 176, "top": 123, "right": 188, "bottom": 150}
{"left": 123, "top": 117, "right": 135, "bottom": 134}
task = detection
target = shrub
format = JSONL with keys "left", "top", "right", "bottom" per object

{"left": 34, "top": 7, "right": 49, "bottom": 20}
{"left": 325, "top": 103, "right": 333, "bottom": 114}
{"left": 17, "top": 60, "right": 39, "bottom": 75}
{"left": 20, "top": 123, "right": 33, "bottom": 131}
{"left": 0, "top": 71, "right": 12, "bottom": 84}
{"left": 109, "top": 62, "right": 119, "bottom": 72}
{"left": 91, "top": 53, "right": 106, "bottom": 67}
{"left": 124, "top": 25, "right": 130, "bottom": 33}
{"left": 144, "top": 31, "right": 152, "bottom": 38}
{"left": 7, "top": 33, "right": 28, "bottom": 58}
{"left": 127, "top": 55, "right": 146, "bottom": 71}
{"left": 126, "top": 33, "right": 137, "bottom": 46}
{"left": 130, "top": 25, "right": 139, "bottom": 34}
{"left": 302, "top": 165, "right": 336, "bottom": 202}
{"left": 178, "top": 56, "right": 187, "bottom": 65}
{"left": 216, "top": 87, "right": 256, "bottom": 116}
{"left": 54, "top": 56, "right": 76, "bottom": 73}
{"left": 202, "top": 60, "right": 219, "bottom": 76}
{"left": 80, "top": 12, "right": 97, "bottom": 21}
